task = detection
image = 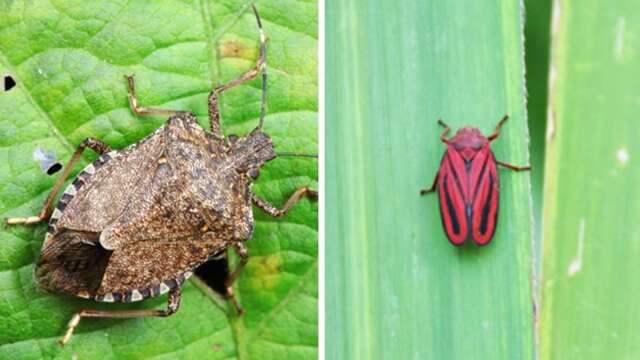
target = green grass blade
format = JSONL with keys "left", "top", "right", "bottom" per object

{"left": 524, "top": 0, "right": 551, "bottom": 271}
{"left": 523, "top": 1, "right": 551, "bottom": 353}
{"left": 539, "top": 1, "right": 640, "bottom": 358}
{"left": 326, "top": 1, "right": 533, "bottom": 358}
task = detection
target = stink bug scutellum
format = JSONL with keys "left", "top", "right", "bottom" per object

{"left": 5, "top": 5, "right": 316, "bottom": 346}
{"left": 420, "top": 116, "right": 530, "bottom": 246}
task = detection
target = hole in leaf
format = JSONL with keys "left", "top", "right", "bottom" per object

{"left": 194, "top": 256, "right": 230, "bottom": 297}
{"left": 46, "top": 162, "right": 63, "bottom": 175}
{"left": 4, "top": 75, "right": 16, "bottom": 91}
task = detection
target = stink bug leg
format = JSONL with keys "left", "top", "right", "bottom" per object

{"left": 60, "top": 287, "right": 182, "bottom": 346}
{"left": 251, "top": 188, "right": 318, "bottom": 218}
{"left": 223, "top": 242, "right": 249, "bottom": 314}
{"left": 208, "top": 4, "right": 267, "bottom": 139}
{"left": 4, "top": 138, "right": 112, "bottom": 225}
{"left": 216, "top": 188, "right": 317, "bottom": 314}
{"left": 125, "top": 75, "right": 183, "bottom": 117}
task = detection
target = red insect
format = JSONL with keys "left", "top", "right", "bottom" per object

{"left": 420, "top": 115, "right": 530, "bottom": 246}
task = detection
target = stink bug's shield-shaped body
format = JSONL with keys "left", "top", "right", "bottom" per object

{"left": 36, "top": 113, "right": 267, "bottom": 298}
{"left": 5, "top": 5, "right": 317, "bottom": 346}
{"left": 420, "top": 116, "right": 530, "bottom": 246}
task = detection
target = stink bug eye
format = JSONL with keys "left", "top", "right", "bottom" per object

{"left": 420, "top": 115, "right": 531, "bottom": 246}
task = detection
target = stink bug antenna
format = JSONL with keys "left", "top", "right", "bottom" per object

{"left": 251, "top": 4, "right": 267, "bottom": 131}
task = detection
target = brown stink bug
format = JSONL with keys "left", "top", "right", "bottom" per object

{"left": 5, "top": 5, "right": 316, "bottom": 346}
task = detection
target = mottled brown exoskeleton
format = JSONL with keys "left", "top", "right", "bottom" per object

{"left": 5, "top": 5, "right": 316, "bottom": 346}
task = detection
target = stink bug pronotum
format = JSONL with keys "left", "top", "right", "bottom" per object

{"left": 420, "top": 116, "right": 530, "bottom": 246}
{"left": 5, "top": 5, "right": 316, "bottom": 345}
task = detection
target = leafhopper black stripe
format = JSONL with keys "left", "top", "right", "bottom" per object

{"left": 472, "top": 152, "right": 492, "bottom": 202}
{"left": 443, "top": 174, "right": 461, "bottom": 236}
{"left": 479, "top": 174, "right": 494, "bottom": 236}
{"left": 445, "top": 152, "right": 466, "bottom": 201}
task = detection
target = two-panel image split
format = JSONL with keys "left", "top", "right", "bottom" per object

{"left": 0, "top": 1, "right": 637, "bottom": 359}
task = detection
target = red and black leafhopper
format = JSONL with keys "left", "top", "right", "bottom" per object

{"left": 420, "top": 116, "right": 530, "bottom": 246}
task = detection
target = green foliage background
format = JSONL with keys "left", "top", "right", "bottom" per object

{"left": 0, "top": 0, "right": 317, "bottom": 359}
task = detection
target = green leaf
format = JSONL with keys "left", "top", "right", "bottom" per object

{"left": 539, "top": 1, "right": 639, "bottom": 358}
{"left": 0, "top": 0, "right": 317, "bottom": 359}
{"left": 524, "top": 0, "right": 551, "bottom": 278}
{"left": 326, "top": 0, "right": 533, "bottom": 359}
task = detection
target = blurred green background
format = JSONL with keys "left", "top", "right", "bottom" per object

{"left": 326, "top": 0, "right": 640, "bottom": 359}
